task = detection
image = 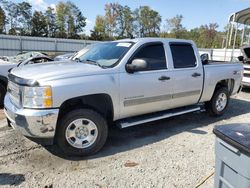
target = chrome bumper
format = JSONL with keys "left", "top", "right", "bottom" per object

{"left": 242, "top": 77, "right": 250, "bottom": 87}
{"left": 242, "top": 81, "right": 250, "bottom": 87}
{"left": 4, "top": 94, "right": 59, "bottom": 139}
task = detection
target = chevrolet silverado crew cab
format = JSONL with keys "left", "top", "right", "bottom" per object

{"left": 4, "top": 38, "right": 243, "bottom": 156}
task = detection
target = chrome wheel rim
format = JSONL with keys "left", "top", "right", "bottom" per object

{"left": 65, "top": 118, "right": 98, "bottom": 149}
{"left": 215, "top": 93, "right": 227, "bottom": 112}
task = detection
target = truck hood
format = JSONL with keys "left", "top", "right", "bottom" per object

{"left": 11, "top": 61, "right": 107, "bottom": 82}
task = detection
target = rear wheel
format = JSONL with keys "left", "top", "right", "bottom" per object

{"left": 56, "top": 109, "right": 108, "bottom": 156}
{"left": 0, "top": 83, "right": 6, "bottom": 108}
{"left": 205, "top": 87, "right": 229, "bottom": 116}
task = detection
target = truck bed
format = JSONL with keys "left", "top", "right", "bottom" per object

{"left": 206, "top": 60, "right": 239, "bottom": 65}
{"left": 200, "top": 61, "right": 243, "bottom": 103}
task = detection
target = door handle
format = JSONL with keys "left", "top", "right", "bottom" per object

{"left": 192, "top": 73, "right": 201, "bottom": 77}
{"left": 158, "top": 76, "right": 170, "bottom": 81}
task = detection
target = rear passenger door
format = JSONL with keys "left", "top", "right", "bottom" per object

{"left": 119, "top": 42, "right": 174, "bottom": 119}
{"left": 169, "top": 43, "right": 203, "bottom": 108}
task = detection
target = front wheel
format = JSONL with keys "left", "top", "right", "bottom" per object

{"left": 56, "top": 109, "right": 108, "bottom": 156}
{"left": 205, "top": 87, "right": 229, "bottom": 116}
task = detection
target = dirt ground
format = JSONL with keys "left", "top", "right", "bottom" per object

{"left": 0, "top": 90, "right": 250, "bottom": 188}
{"left": 0, "top": 110, "right": 5, "bottom": 120}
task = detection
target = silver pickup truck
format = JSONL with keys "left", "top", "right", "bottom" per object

{"left": 4, "top": 38, "right": 243, "bottom": 156}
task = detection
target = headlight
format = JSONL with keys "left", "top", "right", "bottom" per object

{"left": 23, "top": 86, "right": 53, "bottom": 108}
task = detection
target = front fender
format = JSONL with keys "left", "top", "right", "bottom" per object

{"left": 44, "top": 74, "right": 120, "bottom": 120}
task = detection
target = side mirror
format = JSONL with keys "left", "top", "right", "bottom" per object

{"left": 202, "top": 59, "right": 209, "bottom": 65}
{"left": 200, "top": 54, "right": 209, "bottom": 65}
{"left": 126, "top": 59, "right": 147, "bottom": 73}
{"left": 238, "top": 56, "right": 244, "bottom": 62}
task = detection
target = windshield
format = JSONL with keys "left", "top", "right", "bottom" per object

{"left": 72, "top": 45, "right": 92, "bottom": 60}
{"left": 77, "top": 42, "right": 133, "bottom": 67}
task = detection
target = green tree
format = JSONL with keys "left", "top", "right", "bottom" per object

{"left": 90, "top": 15, "right": 108, "bottom": 40}
{"left": 198, "top": 23, "right": 219, "bottom": 48}
{"left": 31, "top": 11, "right": 47, "bottom": 37}
{"left": 45, "top": 7, "right": 57, "bottom": 37}
{"left": 104, "top": 3, "right": 119, "bottom": 38}
{"left": 16, "top": 2, "right": 32, "bottom": 35}
{"left": 56, "top": 1, "right": 86, "bottom": 38}
{"left": 91, "top": 3, "right": 134, "bottom": 40}
{"left": 116, "top": 5, "right": 134, "bottom": 38}
{"left": 66, "top": 1, "right": 86, "bottom": 38}
{"left": 0, "top": 6, "right": 6, "bottom": 33}
{"left": 134, "top": 6, "right": 161, "bottom": 37}
{"left": 0, "top": 1, "right": 32, "bottom": 35}
{"left": 56, "top": 1, "right": 68, "bottom": 38}
{"left": 1, "top": 1, "right": 18, "bottom": 34}
{"left": 8, "top": 27, "right": 16, "bottom": 35}
{"left": 165, "top": 14, "right": 186, "bottom": 38}
{"left": 188, "top": 28, "right": 200, "bottom": 40}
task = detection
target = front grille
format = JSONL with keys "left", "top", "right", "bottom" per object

{"left": 244, "top": 66, "right": 250, "bottom": 77}
{"left": 244, "top": 67, "right": 250, "bottom": 71}
{"left": 8, "top": 81, "right": 21, "bottom": 107}
{"left": 244, "top": 73, "right": 250, "bottom": 77}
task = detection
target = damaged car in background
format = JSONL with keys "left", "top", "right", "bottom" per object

{"left": 0, "top": 53, "right": 53, "bottom": 107}
{"left": 0, "top": 45, "right": 91, "bottom": 108}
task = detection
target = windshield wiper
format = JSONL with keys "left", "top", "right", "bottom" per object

{"left": 84, "top": 59, "right": 106, "bottom": 68}
{"left": 74, "top": 57, "right": 80, "bottom": 62}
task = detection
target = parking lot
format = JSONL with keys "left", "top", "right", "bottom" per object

{"left": 0, "top": 90, "right": 249, "bottom": 188}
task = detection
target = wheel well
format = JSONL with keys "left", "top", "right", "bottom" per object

{"left": 0, "top": 77, "right": 7, "bottom": 89}
{"left": 58, "top": 94, "right": 114, "bottom": 122}
{"left": 215, "top": 79, "right": 234, "bottom": 95}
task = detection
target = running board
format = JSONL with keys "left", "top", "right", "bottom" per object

{"left": 117, "top": 106, "right": 201, "bottom": 129}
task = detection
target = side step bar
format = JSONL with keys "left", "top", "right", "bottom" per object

{"left": 117, "top": 106, "right": 201, "bottom": 129}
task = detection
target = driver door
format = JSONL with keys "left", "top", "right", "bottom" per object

{"left": 119, "top": 42, "right": 174, "bottom": 119}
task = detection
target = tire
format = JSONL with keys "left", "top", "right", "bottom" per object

{"left": 205, "top": 87, "right": 229, "bottom": 117}
{"left": 56, "top": 109, "right": 108, "bottom": 156}
{"left": 0, "top": 83, "right": 6, "bottom": 108}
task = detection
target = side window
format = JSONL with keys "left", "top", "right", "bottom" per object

{"left": 27, "top": 60, "right": 35, "bottom": 64}
{"left": 33, "top": 58, "right": 50, "bottom": 64}
{"left": 170, "top": 44, "right": 197, "bottom": 68}
{"left": 132, "top": 43, "right": 167, "bottom": 71}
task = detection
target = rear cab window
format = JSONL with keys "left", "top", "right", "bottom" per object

{"left": 170, "top": 43, "right": 197, "bottom": 69}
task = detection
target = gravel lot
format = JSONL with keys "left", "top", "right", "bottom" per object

{"left": 0, "top": 90, "right": 250, "bottom": 188}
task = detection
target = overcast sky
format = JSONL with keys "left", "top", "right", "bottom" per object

{"left": 14, "top": 0, "right": 250, "bottom": 35}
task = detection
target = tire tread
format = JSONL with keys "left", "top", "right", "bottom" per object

{"left": 205, "top": 87, "right": 229, "bottom": 117}
{"left": 56, "top": 108, "right": 108, "bottom": 156}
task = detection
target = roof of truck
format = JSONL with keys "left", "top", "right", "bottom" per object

{"left": 116, "top": 37, "right": 194, "bottom": 44}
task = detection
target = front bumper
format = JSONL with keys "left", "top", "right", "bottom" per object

{"left": 4, "top": 94, "right": 59, "bottom": 142}
{"left": 242, "top": 81, "right": 250, "bottom": 87}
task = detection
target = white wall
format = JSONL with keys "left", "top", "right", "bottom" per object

{"left": 199, "top": 48, "right": 242, "bottom": 61}
{"left": 0, "top": 35, "right": 99, "bottom": 56}
{"left": 0, "top": 35, "right": 242, "bottom": 61}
